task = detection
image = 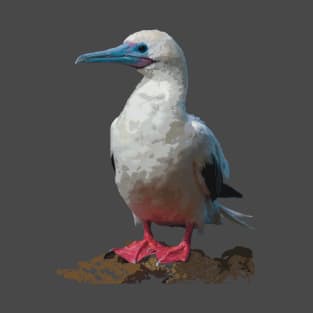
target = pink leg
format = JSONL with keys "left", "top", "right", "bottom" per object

{"left": 156, "top": 223, "right": 194, "bottom": 264}
{"left": 112, "top": 222, "right": 163, "bottom": 263}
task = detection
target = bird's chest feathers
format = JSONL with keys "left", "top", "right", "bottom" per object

{"left": 114, "top": 112, "right": 184, "bottom": 167}
{"left": 123, "top": 80, "right": 173, "bottom": 124}
{"left": 116, "top": 80, "right": 184, "bottom": 144}
{"left": 111, "top": 80, "right": 187, "bottom": 180}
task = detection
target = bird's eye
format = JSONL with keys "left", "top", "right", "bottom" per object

{"left": 137, "top": 44, "right": 148, "bottom": 53}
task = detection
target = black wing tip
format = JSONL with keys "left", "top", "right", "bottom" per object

{"left": 111, "top": 155, "right": 115, "bottom": 172}
{"left": 220, "top": 183, "right": 243, "bottom": 198}
{"left": 200, "top": 158, "right": 243, "bottom": 199}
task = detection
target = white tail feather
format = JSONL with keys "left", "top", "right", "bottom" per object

{"left": 215, "top": 201, "right": 254, "bottom": 230}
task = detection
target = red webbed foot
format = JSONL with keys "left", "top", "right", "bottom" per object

{"left": 112, "top": 221, "right": 163, "bottom": 263}
{"left": 156, "top": 223, "right": 193, "bottom": 264}
{"left": 156, "top": 240, "right": 190, "bottom": 263}
{"left": 112, "top": 238, "right": 160, "bottom": 263}
{"left": 112, "top": 222, "right": 194, "bottom": 264}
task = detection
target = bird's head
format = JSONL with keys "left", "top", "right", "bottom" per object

{"left": 75, "top": 30, "right": 186, "bottom": 76}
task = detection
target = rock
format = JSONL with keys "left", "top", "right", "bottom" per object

{"left": 56, "top": 246, "right": 255, "bottom": 284}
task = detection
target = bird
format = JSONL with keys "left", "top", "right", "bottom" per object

{"left": 75, "top": 29, "right": 253, "bottom": 264}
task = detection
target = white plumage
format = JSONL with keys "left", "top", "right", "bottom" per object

{"left": 76, "top": 29, "right": 252, "bottom": 263}
{"left": 110, "top": 30, "right": 242, "bottom": 229}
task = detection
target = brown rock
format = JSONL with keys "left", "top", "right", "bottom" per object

{"left": 56, "top": 246, "right": 255, "bottom": 284}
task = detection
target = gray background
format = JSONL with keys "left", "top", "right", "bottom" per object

{"left": 2, "top": 0, "right": 311, "bottom": 312}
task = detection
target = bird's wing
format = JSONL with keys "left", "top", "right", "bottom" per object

{"left": 188, "top": 115, "right": 252, "bottom": 227}
{"left": 110, "top": 118, "right": 118, "bottom": 173}
{"left": 188, "top": 115, "right": 242, "bottom": 200}
{"left": 111, "top": 155, "right": 116, "bottom": 172}
{"left": 188, "top": 114, "right": 230, "bottom": 175}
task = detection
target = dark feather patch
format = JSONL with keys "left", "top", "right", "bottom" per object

{"left": 201, "top": 157, "right": 222, "bottom": 200}
{"left": 201, "top": 156, "right": 242, "bottom": 200}
{"left": 220, "top": 183, "right": 243, "bottom": 198}
{"left": 111, "top": 155, "right": 115, "bottom": 173}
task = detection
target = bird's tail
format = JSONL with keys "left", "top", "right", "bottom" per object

{"left": 214, "top": 200, "right": 254, "bottom": 230}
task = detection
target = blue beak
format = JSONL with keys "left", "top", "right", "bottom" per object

{"left": 75, "top": 43, "right": 154, "bottom": 68}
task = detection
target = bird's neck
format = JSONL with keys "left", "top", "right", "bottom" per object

{"left": 121, "top": 64, "right": 188, "bottom": 121}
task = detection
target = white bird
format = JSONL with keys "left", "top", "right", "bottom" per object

{"left": 75, "top": 30, "right": 252, "bottom": 264}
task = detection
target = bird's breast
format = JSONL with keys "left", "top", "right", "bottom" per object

{"left": 111, "top": 113, "right": 189, "bottom": 184}
{"left": 110, "top": 115, "right": 204, "bottom": 225}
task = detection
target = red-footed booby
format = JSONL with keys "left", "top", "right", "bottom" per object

{"left": 75, "top": 30, "right": 253, "bottom": 264}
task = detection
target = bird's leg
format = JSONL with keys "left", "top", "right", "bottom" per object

{"left": 156, "top": 223, "right": 194, "bottom": 264}
{"left": 112, "top": 221, "right": 162, "bottom": 263}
